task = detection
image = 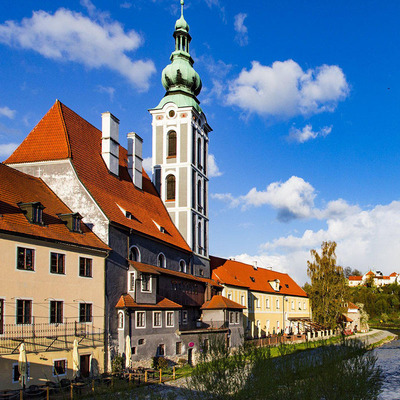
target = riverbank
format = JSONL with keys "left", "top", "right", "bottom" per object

{"left": 351, "top": 328, "right": 397, "bottom": 347}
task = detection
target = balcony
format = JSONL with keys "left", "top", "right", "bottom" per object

{"left": 0, "top": 319, "right": 104, "bottom": 355}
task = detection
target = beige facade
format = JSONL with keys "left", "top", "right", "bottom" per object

{"left": 0, "top": 233, "right": 106, "bottom": 390}
{"left": 222, "top": 285, "right": 310, "bottom": 338}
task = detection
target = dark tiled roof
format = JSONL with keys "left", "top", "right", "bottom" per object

{"left": 6, "top": 100, "right": 191, "bottom": 252}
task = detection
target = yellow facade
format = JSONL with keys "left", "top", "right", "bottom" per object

{"left": 0, "top": 234, "right": 106, "bottom": 390}
{"left": 222, "top": 285, "right": 311, "bottom": 339}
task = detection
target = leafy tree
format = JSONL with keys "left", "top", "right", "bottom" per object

{"left": 344, "top": 267, "right": 363, "bottom": 278}
{"left": 307, "top": 241, "right": 348, "bottom": 329}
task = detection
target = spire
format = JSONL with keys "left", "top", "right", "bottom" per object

{"left": 155, "top": 0, "right": 203, "bottom": 112}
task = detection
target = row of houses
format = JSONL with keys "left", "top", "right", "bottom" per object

{"left": 348, "top": 270, "right": 399, "bottom": 287}
{"left": 0, "top": 4, "right": 310, "bottom": 391}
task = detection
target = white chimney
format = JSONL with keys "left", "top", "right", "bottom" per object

{"left": 253, "top": 261, "right": 258, "bottom": 270}
{"left": 102, "top": 112, "right": 120, "bottom": 176}
{"left": 127, "top": 132, "right": 143, "bottom": 189}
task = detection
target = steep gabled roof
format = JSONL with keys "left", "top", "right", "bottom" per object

{"left": 115, "top": 294, "right": 182, "bottom": 309}
{"left": 0, "top": 163, "right": 109, "bottom": 251}
{"left": 6, "top": 100, "right": 191, "bottom": 252}
{"left": 211, "top": 256, "right": 307, "bottom": 298}
{"left": 201, "top": 295, "right": 245, "bottom": 310}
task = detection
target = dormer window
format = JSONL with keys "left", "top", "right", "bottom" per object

{"left": 18, "top": 202, "right": 45, "bottom": 225}
{"left": 58, "top": 213, "right": 82, "bottom": 233}
{"left": 269, "top": 279, "right": 280, "bottom": 292}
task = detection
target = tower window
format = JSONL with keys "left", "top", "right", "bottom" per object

{"left": 166, "top": 175, "right": 176, "bottom": 200}
{"left": 197, "top": 138, "right": 202, "bottom": 169}
{"left": 167, "top": 131, "right": 177, "bottom": 157}
{"left": 197, "top": 180, "right": 202, "bottom": 211}
{"left": 158, "top": 253, "right": 166, "bottom": 268}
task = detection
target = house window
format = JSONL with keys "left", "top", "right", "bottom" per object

{"left": 276, "top": 299, "right": 280, "bottom": 309}
{"left": 129, "top": 246, "right": 140, "bottom": 262}
{"left": 118, "top": 311, "right": 124, "bottom": 329}
{"left": 138, "top": 338, "right": 145, "bottom": 345}
{"left": 153, "top": 311, "right": 162, "bottom": 328}
{"left": 241, "top": 295, "right": 245, "bottom": 306}
{"left": 227, "top": 293, "right": 232, "bottom": 300}
{"left": 50, "top": 253, "right": 65, "bottom": 274}
{"left": 166, "top": 175, "right": 176, "bottom": 201}
{"left": 12, "top": 362, "right": 30, "bottom": 384}
{"left": 157, "top": 344, "right": 165, "bottom": 356}
{"left": 0, "top": 299, "right": 3, "bottom": 334}
{"left": 298, "top": 301, "right": 301, "bottom": 310}
{"left": 157, "top": 253, "right": 166, "bottom": 268}
{"left": 79, "top": 303, "right": 92, "bottom": 323}
{"left": 167, "top": 131, "right": 177, "bottom": 157}
{"left": 16, "top": 299, "right": 32, "bottom": 325}
{"left": 229, "top": 312, "right": 234, "bottom": 324}
{"left": 166, "top": 311, "right": 174, "bottom": 327}
{"left": 79, "top": 257, "right": 92, "bottom": 277}
{"left": 303, "top": 302, "right": 306, "bottom": 310}
{"left": 266, "top": 298, "right": 270, "bottom": 309}
{"left": 176, "top": 342, "right": 182, "bottom": 355}
{"left": 32, "top": 204, "right": 43, "bottom": 224}
{"left": 179, "top": 260, "right": 186, "bottom": 273}
{"left": 50, "top": 301, "right": 63, "bottom": 324}
{"left": 141, "top": 273, "right": 151, "bottom": 292}
{"left": 132, "top": 347, "right": 136, "bottom": 355}
{"left": 17, "top": 247, "right": 35, "bottom": 271}
{"left": 182, "top": 310, "right": 188, "bottom": 325}
{"left": 199, "top": 268, "right": 204, "bottom": 277}
{"left": 136, "top": 312, "right": 145, "bottom": 328}
{"left": 129, "top": 272, "right": 135, "bottom": 292}
{"left": 256, "top": 297, "right": 260, "bottom": 308}
{"left": 53, "top": 360, "right": 67, "bottom": 377}
{"left": 235, "top": 312, "right": 239, "bottom": 324}
{"left": 291, "top": 301, "right": 295, "bottom": 310}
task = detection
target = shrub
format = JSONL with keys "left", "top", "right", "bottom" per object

{"left": 111, "top": 355, "right": 124, "bottom": 373}
{"left": 152, "top": 356, "right": 169, "bottom": 370}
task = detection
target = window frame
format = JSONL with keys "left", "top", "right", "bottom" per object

{"left": 79, "top": 257, "right": 93, "bottom": 278}
{"left": 128, "top": 271, "right": 135, "bottom": 293}
{"left": 141, "top": 273, "right": 152, "bottom": 292}
{"left": 157, "top": 253, "right": 166, "bottom": 269}
{"left": 79, "top": 303, "right": 92, "bottom": 323}
{"left": 50, "top": 252, "right": 66, "bottom": 275}
{"left": 153, "top": 311, "right": 162, "bottom": 328}
{"left": 166, "top": 311, "right": 174, "bottom": 328}
{"left": 0, "top": 298, "right": 4, "bottom": 335}
{"left": 182, "top": 310, "right": 188, "bottom": 325}
{"left": 135, "top": 311, "right": 146, "bottom": 329}
{"left": 167, "top": 131, "right": 177, "bottom": 158}
{"left": 12, "top": 362, "right": 30, "bottom": 384}
{"left": 16, "top": 299, "right": 32, "bottom": 325}
{"left": 166, "top": 174, "right": 176, "bottom": 201}
{"left": 118, "top": 311, "right": 124, "bottom": 330}
{"left": 16, "top": 247, "right": 35, "bottom": 272}
{"left": 50, "top": 300, "right": 63, "bottom": 324}
{"left": 52, "top": 359, "right": 67, "bottom": 377}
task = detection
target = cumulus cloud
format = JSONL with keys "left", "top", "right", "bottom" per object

{"left": 0, "top": 142, "right": 19, "bottom": 158}
{"left": 0, "top": 8, "right": 156, "bottom": 91}
{"left": 208, "top": 154, "right": 223, "bottom": 177}
{"left": 142, "top": 156, "right": 152, "bottom": 173}
{"left": 0, "top": 106, "right": 16, "bottom": 119}
{"left": 213, "top": 176, "right": 317, "bottom": 221}
{"left": 234, "top": 13, "right": 248, "bottom": 46}
{"left": 288, "top": 124, "right": 332, "bottom": 143}
{"left": 226, "top": 60, "right": 349, "bottom": 118}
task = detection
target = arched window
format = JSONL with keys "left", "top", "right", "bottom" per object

{"left": 197, "top": 138, "right": 202, "bottom": 168}
{"left": 158, "top": 253, "right": 166, "bottom": 268}
{"left": 167, "top": 131, "right": 177, "bottom": 157}
{"left": 179, "top": 260, "right": 186, "bottom": 273}
{"left": 166, "top": 175, "right": 176, "bottom": 201}
{"left": 129, "top": 246, "right": 140, "bottom": 262}
{"left": 197, "top": 180, "right": 202, "bottom": 211}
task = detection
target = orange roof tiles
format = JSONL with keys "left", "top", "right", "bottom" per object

{"left": 115, "top": 294, "right": 182, "bottom": 309}
{"left": 201, "top": 295, "right": 245, "bottom": 310}
{"left": 348, "top": 276, "right": 363, "bottom": 281}
{"left": 211, "top": 256, "right": 307, "bottom": 298}
{"left": 0, "top": 163, "right": 109, "bottom": 251}
{"left": 347, "top": 302, "right": 359, "bottom": 309}
{"left": 6, "top": 100, "right": 191, "bottom": 252}
{"left": 390, "top": 272, "right": 398, "bottom": 277}
{"left": 129, "top": 260, "right": 222, "bottom": 288}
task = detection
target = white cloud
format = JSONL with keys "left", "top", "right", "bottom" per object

{"left": 247, "top": 201, "right": 400, "bottom": 285}
{"left": 96, "top": 85, "right": 115, "bottom": 101}
{"left": 0, "top": 142, "right": 19, "bottom": 158}
{"left": 204, "top": 0, "right": 226, "bottom": 22}
{"left": 226, "top": 60, "right": 349, "bottom": 118}
{"left": 234, "top": 13, "right": 248, "bottom": 46}
{"left": 288, "top": 124, "right": 332, "bottom": 143}
{"left": 120, "top": 2, "right": 132, "bottom": 9}
{"left": 0, "top": 106, "right": 16, "bottom": 119}
{"left": 207, "top": 154, "right": 223, "bottom": 177}
{"left": 0, "top": 8, "right": 156, "bottom": 91}
{"left": 142, "top": 156, "right": 152, "bottom": 173}
{"left": 213, "top": 176, "right": 316, "bottom": 221}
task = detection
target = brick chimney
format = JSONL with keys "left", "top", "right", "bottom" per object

{"left": 127, "top": 132, "right": 143, "bottom": 189}
{"left": 101, "top": 112, "right": 120, "bottom": 176}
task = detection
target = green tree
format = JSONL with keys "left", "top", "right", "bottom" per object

{"left": 307, "top": 241, "right": 348, "bottom": 329}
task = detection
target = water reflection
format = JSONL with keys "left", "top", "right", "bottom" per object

{"left": 374, "top": 339, "right": 400, "bottom": 400}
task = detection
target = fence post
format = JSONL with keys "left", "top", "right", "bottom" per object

{"left": 159, "top": 369, "right": 162, "bottom": 384}
{"left": 92, "top": 380, "right": 95, "bottom": 392}
{"left": 46, "top": 386, "right": 50, "bottom": 400}
{"left": 70, "top": 383, "right": 73, "bottom": 400}
{"left": 173, "top": 366, "right": 176, "bottom": 380}
{"left": 145, "top": 370, "right": 148, "bottom": 383}
{"left": 20, "top": 390, "right": 23, "bottom": 400}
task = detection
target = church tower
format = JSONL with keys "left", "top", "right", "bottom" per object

{"left": 150, "top": 0, "right": 211, "bottom": 275}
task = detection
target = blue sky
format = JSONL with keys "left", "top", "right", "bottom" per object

{"left": 1, "top": 0, "right": 400, "bottom": 284}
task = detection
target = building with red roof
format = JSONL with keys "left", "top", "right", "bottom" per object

{"left": 211, "top": 256, "right": 310, "bottom": 338}
{"left": 347, "top": 270, "right": 399, "bottom": 287}
{"left": 0, "top": 163, "right": 109, "bottom": 389}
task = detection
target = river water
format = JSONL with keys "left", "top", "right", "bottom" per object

{"left": 374, "top": 338, "right": 400, "bottom": 400}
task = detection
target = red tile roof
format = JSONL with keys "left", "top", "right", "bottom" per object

{"left": 348, "top": 276, "right": 363, "bottom": 281}
{"left": 201, "top": 295, "right": 245, "bottom": 310}
{"left": 115, "top": 294, "right": 182, "bottom": 309}
{"left": 365, "top": 271, "right": 374, "bottom": 276}
{"left": 390, "top": 272, "right": 398, "bottom": 277}
{"left": 0, "top": 163, "right": 109, "bottom": 251}
{"left": 129, "top": 260, "right": 222, "bottom": 288}
{"left": 211, "top": 256, "right": 307, "bottom": 298}
{"left": 6, "top": 101, "right": 191, "bottom": 252}
{"left": 347, "top": 302, "right": 359, "bottom": 309}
